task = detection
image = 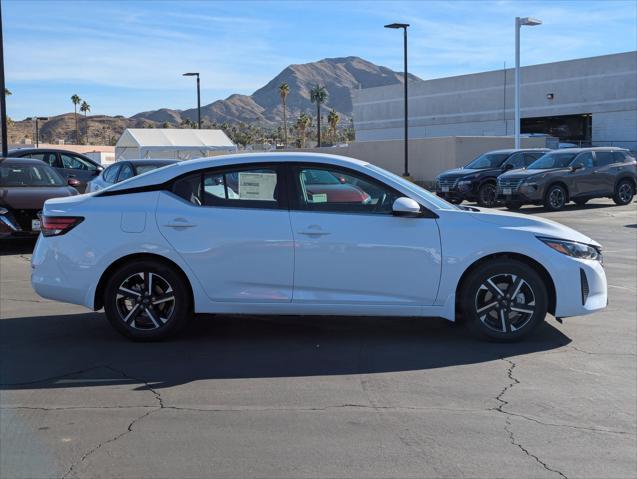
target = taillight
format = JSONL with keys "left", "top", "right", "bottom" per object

{"left": 41, "top": 216, "right": 84, "bottom": 237}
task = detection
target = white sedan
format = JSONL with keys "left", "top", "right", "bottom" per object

{"left": 31, "top": 153, "right": 607, "bottom": 341}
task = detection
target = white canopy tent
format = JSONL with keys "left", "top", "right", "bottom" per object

{"left": 115, "top": 129, "right": 237, "bottom": 160}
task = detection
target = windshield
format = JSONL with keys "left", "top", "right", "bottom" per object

{"left": 0, "top": 163, "right": 65, "bottom": 187}
{"left": 365, "top": 164, "right": 459, "bottom": 210}
{"left": 528, "top": 152, "right": 577, "bottom": 169}
{"left": 465, "top": 153, "right": 510, "bottom": 169}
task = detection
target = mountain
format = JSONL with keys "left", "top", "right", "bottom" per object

{"left": 7, "top": 56, "right": 420, "bottom": 145}
{"left": 140, "top": 56, "right": 420, "bottom": 125}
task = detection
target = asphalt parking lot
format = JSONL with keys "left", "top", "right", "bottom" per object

{"left": 1, "top": 199, "right": 636, "bottom": 479}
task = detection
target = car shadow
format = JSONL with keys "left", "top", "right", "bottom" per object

{"left": 0, "top": 238, "right": 37, "bottom": 256}
{"left": 0, "top": 312, "right": 571, "bottom": 391}
{"left": 495, "top": 203, "right": 614, "bottom": 215}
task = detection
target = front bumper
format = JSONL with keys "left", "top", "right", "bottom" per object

{"left": 553, "top": 257, "right": 607, "bottom": 318}
{"left": 496, "top": 186, "right": 543, "bottom": 203}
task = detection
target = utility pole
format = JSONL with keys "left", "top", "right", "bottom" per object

{"left": 0, "top": 0, "right": 9, "bottom": 157}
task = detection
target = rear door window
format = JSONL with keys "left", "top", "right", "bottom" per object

{"left": 102, "top": 164, "right": 121, "bottom": 183}
{"left": 117, "top": 163, "right": 134, "bottom": 182}
{"left": 504, "top": 153, "right": 525, "bottom": 169}
{"left": 594, "top": 152, "right": 615, "bottom": 167}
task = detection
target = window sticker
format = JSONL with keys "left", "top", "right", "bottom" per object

{"left": 310, "top": 193, "right": 327, "bottom": 203}
{"left": 238, "top": 172, "right": 277, "bottom": 200}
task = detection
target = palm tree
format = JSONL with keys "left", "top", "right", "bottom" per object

{"left": 80, "top": 101, "right": 90, "bottom": 144}
{"left": 278, "top": 82, "right": 290, "bottom": 147}
{"left": 71, "top": 94, "right": 81, "bottom": 143}
{"left": 295, "top": 113, "right": 312, "bottom": 148}
{"left": 309, "top": 85, "right": 328, "bottom": 147}
{"left": 327, "top": 109, "right": 340, "bottom": 144}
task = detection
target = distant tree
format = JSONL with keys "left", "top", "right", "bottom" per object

{"left": 180, "top": 118, "right": 196, "bottom": 129}
{"left": 295, "top": 113, "right": 312, "bottom": 148}
{"left": 4, "top": 88, "right": 11, "bottom": 96}
{"left": 309, "top": 85, "right": 328, "bottom": 147}
{"left": 278, "top": 82, "right": 290, "bottom": 146}
{"left": 71, "top": 94, "right": 82, "bottom": 144}
{"left": 327, "top": 109, "right": 340, "bottom": 144}
{"left": 162, "top": 122, "right": 170, "bottom": 129}
{"left": 80, "top": 101, "right": 90, "bottom": 144}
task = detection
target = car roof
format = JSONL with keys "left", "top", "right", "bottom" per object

{"left": 547, "top": 147, "right": 628, "bottom": 153}
{"left": 103, "top": 152, "right": 370, "bottom": 193}
{"left": 126, "top": 159, "right": 179, "bottom": 166}
{"left": 486, "top": 148, "right": 551, "bottom": 154}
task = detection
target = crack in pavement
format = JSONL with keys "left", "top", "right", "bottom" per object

{"left": 61, "top": 366, "right": 164, "bottom": 479}
{"left": 493, "top": 358, "right": 568, "bottom": 479}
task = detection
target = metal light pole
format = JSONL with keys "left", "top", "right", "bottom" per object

{"left": 0, "top": 0, "right": 8, "bottom": 157}
{"left": 385, "top": 22, "right": 410, "bottom": 177}
{"left": 183, "top": 72, "right": 201, "bottom": 129}
{"left": 514, "top": 16, "right": 541, "bottom": 149}
{"left": 29, "top": 117, "right": 48, "bottom": 148}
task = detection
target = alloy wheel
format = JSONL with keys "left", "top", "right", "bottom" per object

{"left": 116, "top": 272, "right": 176, "bottom": 330}
{"left": 548, "top": 187, "right": 565, "bottom": 209}
{"left": 474, "top": 273, "right": 536, "bottom": 333}
{"left": 479, "top": 184, "right": 497, "bottom": 207}
{"left": 618, "top": 183, "right": 633, "bottom": 203}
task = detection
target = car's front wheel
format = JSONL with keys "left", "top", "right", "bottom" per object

{"left": 613, "top": 180, "right": 635, "bottom": 206}
{"left": 477, "top": 183, "right": 498, "bottom": 208}
{"left": 544, "top": 184, "right": 568, "bottom": 211}
{"left": 104, "top": 259, "right": 192, "bottom": 341}
{"left": 461, "top": 259, "right": 548, "bottom": 341}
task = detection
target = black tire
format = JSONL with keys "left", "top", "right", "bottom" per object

{"left": 574, "top": 198, "right": 588, "bottom": 206}
{"left": 505, "top": 201, "right": 522, "bottom": 211}
{"left": 103, "top": 259, "right": 193, "bottom": 341}
{"left": 477, "top": 182, "right": 498, "bottom": 208}
{"left": 460, "top": 259, "right": 548, "bottom": 342}
{"left": 544, "top": 184, "right": 568, "bottom": 211}
{"left": 613, "top": 180, "right": 635, "bottom": 206}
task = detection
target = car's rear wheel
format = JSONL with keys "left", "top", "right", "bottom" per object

{"left": 505, "top": 201, "right": 522, "bottom": 211}
{"left": 477, "top": 183, "right": 498, "bottom": 208}
{"left": 104, "top": 260, "right": 192, "bottom": 341}
{"left": 544, "top": 184, "right": 567, "bottom": 211}
{"left": 461, "top": 259, "right": 548, "bottom": 341}
{"left": 613, "top": 180, "right": 635, "bottom": 205}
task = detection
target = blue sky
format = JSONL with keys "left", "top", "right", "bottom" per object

{"left": 3, "top": 0, "right": 636, "bottom": 119}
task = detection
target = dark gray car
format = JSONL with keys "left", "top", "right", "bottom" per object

{"left": 7, "top": 148, "right": 103, "bottom": 193}
{"left": 0, "top": 158, "right": 79, "bottom": 238}
{"left": 497, "top": 147, "right": 637, "bottom": 211}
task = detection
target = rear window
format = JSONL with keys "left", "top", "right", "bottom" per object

{"left": 0, "top": 163, "right": 65, "bottom": 187}
{"left": 136, "top": 164, "right": 169, "bottom": 175}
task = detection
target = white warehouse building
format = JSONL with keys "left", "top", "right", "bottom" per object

{"left": 353, "top": 52, "right": 637, "bottom": 150}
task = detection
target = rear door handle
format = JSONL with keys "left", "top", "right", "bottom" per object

{"left": 164, "top": 218, "right": 197, "bottom": 229}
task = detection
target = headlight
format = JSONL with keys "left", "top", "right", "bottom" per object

{"left": 457, "top": 180, "right": 472, "bottom": 186}
{"left": 538, "top": 236, "right": 603, "bottom": 262}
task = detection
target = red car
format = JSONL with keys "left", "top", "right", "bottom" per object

{"left": 0, "top": 157, "right": 79, "bottom": 239}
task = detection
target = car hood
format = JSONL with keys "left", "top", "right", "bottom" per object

{"left": 499, "top": 168, "right": 569, "bottom": 179}
{"left": 0, "top": 186, "right": 77, "bottom": 210}
{"left": 438, "top": 168, "right": 483, "bottom": 178}
{"left": 467, "top": 207, "right": 599, "bottom": 247}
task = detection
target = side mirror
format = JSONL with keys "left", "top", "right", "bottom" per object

{"left": 503, "top": 163, "right": 514, "bottom": 171}
{"left": 571, "top": 163, "right": 583, "bottom": 172}
{"left": 68, "top": 178, "right": 81, "bottom": 187}
{"left": 392, "top": 197, "right": 422, "bottom": 217}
